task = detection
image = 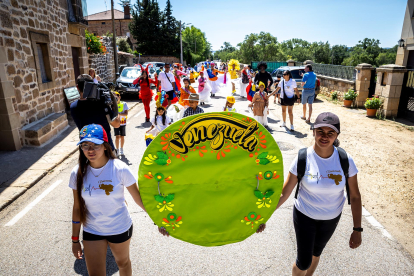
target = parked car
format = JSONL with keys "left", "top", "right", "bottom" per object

{"left": 115, "top": 67, "right": 141, "bottom": 95}
{"left": 271, "top": 66, "right": 320, "bottom": 98}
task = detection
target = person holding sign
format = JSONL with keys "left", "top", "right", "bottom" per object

{"left": 114, "top": 92, "right": 128, "bottom": 157}
{"left": 274, "top": 112, "right": 362, "bottom": 276}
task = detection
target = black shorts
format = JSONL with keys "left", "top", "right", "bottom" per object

{"left": 165, "top": 90, "right": 175, "bottom": 100}
{"left": 114, "top": 125, "right": 126, "bottom": 136}
{"left": 83, "top": 224, "right": 133, "bottom": 244}
{"left": 281, "top": 98, "right": 295, "bottom": 106}
{"left": 293, "top": 207, "right": 341, "bottom": 271}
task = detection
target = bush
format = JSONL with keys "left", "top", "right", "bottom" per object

{"left": 331, "top": 90, "right": 338, "bottom": 100}
{"left": 86, "top": 30, "right": 107, "bottom": 55}
{"left": 117, "top": 38, "right": 132, "bottom": 53}
{"left": 364, "top": 96, "right": 382, "bottom": 109}
{"left": 344, "top": 89, "right": 358, "bottom": 100}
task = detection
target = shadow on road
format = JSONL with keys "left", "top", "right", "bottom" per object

{"left": 135, "top": 122, "right": 152, "bottom": 129}
{"left": 119, "top": 155, "right": 133, "bottom": 166}
{"left": 73, "top": 247, "right": 119, "bottom": 276}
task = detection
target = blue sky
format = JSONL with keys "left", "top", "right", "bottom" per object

{"left": 87, "top": 0, "right": 407, "bottom": 50}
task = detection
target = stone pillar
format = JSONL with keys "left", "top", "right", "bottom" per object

{"left": 303, "top": 60, "right": 314, "bottom": 65}
{"left": 287, "top": 59, "right": 295, "bottom": 67}
{"left": 355, "top": 63, "right": 373, "bottom": 107}
{"left": 0, "top": 47, "right": 22, "bottom": 150}
{"left": 375, "top": 64, "right": 407, "bottom": 118}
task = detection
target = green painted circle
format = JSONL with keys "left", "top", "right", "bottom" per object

{"left": 138, "top": 112, "right": 284, "bottom": 246}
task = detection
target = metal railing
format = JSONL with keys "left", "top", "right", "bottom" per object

{"left": 313, "top": 64, "right": 356, "bottom": 81}
{"left": 67, "top": 0, "right": 88, "bottom": 25}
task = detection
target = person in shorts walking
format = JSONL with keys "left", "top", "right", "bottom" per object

{"left": 300, "top": 64, "right": 317, "bottom": 123}
{"left": 114, "top": 92, "right": 128, "bottom": 157}
{"left": 157, "top": 64, "right": 176, "bottom": 108}
{"left": 272, "top": 112, "right": 362, "bottom": 276}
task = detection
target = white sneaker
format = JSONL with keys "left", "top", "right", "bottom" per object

{"left": 290, "top": 125, "right": 294, "bottom": 131}
{"left": 119, "top": 148, "right": 124, "bottom": 156}
{"left": 280, "top": 122, "right": 286, "bottom": 127}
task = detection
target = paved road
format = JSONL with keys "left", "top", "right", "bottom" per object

{"left": 1, "top": 82, "right": 413, "bottom": 275}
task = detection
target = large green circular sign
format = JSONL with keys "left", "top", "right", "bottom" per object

{"left": 138, "top": 112, "right": 283, "bottom": 246}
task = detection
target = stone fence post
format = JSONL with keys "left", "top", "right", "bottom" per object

{"left": 287, "top": 59, "right": 295, "bottom": 66}
{"left": 375, "top": 64, "right": 407, "bottom": 118}
{"left": 355, "top": 63, "right": 372, "bottom": 107}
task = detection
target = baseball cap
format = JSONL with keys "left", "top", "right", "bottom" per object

{"left": 313, "top": 112, "right": 340, "bottom": 133}
{"left": 227, "top": 96, "right": 235, "bottom": 104}
{"left": 77, "top": 124, "right": 108, "bottom": 145}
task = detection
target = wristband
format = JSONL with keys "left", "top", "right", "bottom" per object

{"left": 72, "top": 240, "right": 80, "bottom": 243}
{"left": 353, "top": 227, "right": 363, "bottom": 232}
{"left": 72, "top": 236, "right": 79, "bottom": 241}
{"left": 72, "top": 220, "right": 80, "bottom": 224}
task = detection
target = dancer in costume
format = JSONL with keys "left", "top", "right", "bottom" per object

{"left": 146, "top": 106, "right": 171, "bottom": 136}
{"left": 132, "top": 64, "right": 158, "bottom": 122}
{"left": 249, "top": 82, "right": 269, "bottom": 127}
{"left": 205, "top": 62, "right": 224, "bottom": 97}
{"left": 228, "top": 59, "right": 240, "bottom": 95}
{"left": 197, "top": 71, "right": 211, "bottom": 105}
{"left": 240, "top": 65, "right": 249, "bottom": 98}
{"left": 223, "top": 96, "right": 237, "bottom": 112}
{"left": 178, "top": 78, "right": 196, "bottom": 107}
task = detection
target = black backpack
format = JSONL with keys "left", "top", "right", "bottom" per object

{"left": 295, "top": 147, "right": 351, "bottom": 205}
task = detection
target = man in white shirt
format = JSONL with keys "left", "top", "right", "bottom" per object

{"left": 157, "top": 64, "right": 176, "bottom": 108}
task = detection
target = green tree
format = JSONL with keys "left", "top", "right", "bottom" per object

{"left": 117, "top": 37, "right": 132, "bottom": 53}
{"left": 375, "top": 52, "right": 397, "bottom": 66}
{"left": 182, "top": 26, "right": 209, "bottom": 64}
{"left": 129, "top": 0, "right": 163, "bottom": 55}
{"left": 160, "top": 0, "right": 180, "bottom": 56}
{"left": 330, "top": 45, "right": 350, "bottom": 65}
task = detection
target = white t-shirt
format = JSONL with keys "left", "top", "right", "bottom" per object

{"left": 278, "top": 79, "right": 297, "bottom": 99}
{"left": 150, "top": 115, "right": 171, "bottom": 133}
{"left": 158, "top": 71, "right": 175, "bottom": 91}
{"left": 69, "top": 159, "right": 137, "bottom": 235}
{"left": 289, "top": 146, "right": 358, "bottom": 220}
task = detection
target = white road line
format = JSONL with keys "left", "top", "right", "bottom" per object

{"left": 362, "top": 206, "right": 394, "bottom": 240}
{"left": 4, "top": 179, "right": 63, "bottom": 227}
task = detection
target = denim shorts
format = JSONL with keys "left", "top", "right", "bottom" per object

{"left": 301, "top": 89, "right": 315, "bottom": 104}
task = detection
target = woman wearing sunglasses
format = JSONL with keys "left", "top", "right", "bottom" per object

{"left": 69, "top": 124, "right": 146, "bottom": 276}
{"left": 270, "top": 70, "right": 300, "bottom": 131}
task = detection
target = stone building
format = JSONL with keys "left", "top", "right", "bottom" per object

{"left": 0, "top": 0, "right": 89, "bottom": 150}
{"left": 396, "top": 0, "right": 414, "bottom": 68}
{"left": 85, "top": 7, "right": 137, "bottom": 49}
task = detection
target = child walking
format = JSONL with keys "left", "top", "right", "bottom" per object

{"left": 223, "top": 96, "right": 237, "bottom": 112}
{"left": 146, "top": 106, "right": 172, "bottom": 136}
{"left": 249, "top": 82, "right": 269, "bottom": 127}
{"left": 114, "top": 92, "right": 128, "bottom": 156}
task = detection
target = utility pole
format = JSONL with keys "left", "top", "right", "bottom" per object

{"left": 111, "top": 0, "right": 119, "bottom": 81}
{"left": 180, "top": 21, "right": 183, "bottom": 64}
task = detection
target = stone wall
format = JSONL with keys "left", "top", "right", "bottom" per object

{"left": 87, "top": 19, "right": 137, "bottom": 48}
{"left": 0, "top": 0, "right": 88, "bottom": 150}
{"left": 118, "top": 51, "right": 134, "bottom": 67}
{"left": 138, "top": 55, "right": 180, "bottom": 65}
{"left": 317, "top": 75, "right": 355, "bottom": 100}
{"left": 88, "top": 37, "right": 114, "bottom": 83}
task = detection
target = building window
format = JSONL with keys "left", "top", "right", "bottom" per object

{"left": 102, "top": 22, "right": 106, "bottom": 25}
{"left": 29, "top": 31, "right": 55, "bottom": 92}
{"left": 36, "top": 43, "right": 51, "bottom": 83}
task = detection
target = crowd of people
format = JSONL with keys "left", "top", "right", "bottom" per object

{"left": 68, "top": 61, "right": 362, "bottom": 276}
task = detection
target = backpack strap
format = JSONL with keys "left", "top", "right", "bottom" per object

{"left": 337, "top": 147, "right": 351, "bottom": 205}
{"left": 294, "top": 148, "right": 308, "bottom": 199}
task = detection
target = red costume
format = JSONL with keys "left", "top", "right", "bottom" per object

{"left": 133, "top": 64, "right": 158, "bottom": 120}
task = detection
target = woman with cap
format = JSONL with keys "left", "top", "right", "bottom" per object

{"left": 273, "top": 112, "right": 362, "bottom": 276}
{"left": 70, "top": 124, "right": 147, "bottom": 276}
{"left": 133, "top": 64, "right": 158, "bottom": 122}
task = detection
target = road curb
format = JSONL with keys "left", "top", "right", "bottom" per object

{"left": 0, "top": 102, "right": 142, "bottom": 212}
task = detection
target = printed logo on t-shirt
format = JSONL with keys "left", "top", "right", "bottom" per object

{"left": 305, "top": 170, "right": 342, "bottom": 185}
{"left": 83, "top": 180, "right": 114, "bottom": 196}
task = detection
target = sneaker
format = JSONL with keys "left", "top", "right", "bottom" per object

{"left": 119, "top": 148, "right": 124, "bottom": 156}
{"left": 290, "top": 125, "right": 294, "bottom": 131}
{"left": 280, "top": 122, "right": 286, "bottom": 127}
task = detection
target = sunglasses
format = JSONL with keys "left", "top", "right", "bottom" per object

{"left": 80, "top": 143, "right": 102, "bottom": 151}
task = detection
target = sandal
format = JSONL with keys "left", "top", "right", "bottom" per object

{"left": 300, "top": 116, "right": 306, "bottom": 120}
{"left": 306, "top": 119, "right": 310, "bottom": 124}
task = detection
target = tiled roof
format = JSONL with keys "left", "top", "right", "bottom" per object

{"left": 85, "top": 9, "right": 127, "bottom": 21}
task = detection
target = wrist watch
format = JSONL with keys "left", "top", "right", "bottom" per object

{"left": 353, "top": 227, "right": 363, "bottom": 232}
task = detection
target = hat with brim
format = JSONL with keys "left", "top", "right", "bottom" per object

{"left": 227, "top": 96, "right": 235, "bottom": 104}
{"left": 184, "top": 93, "right": 200, "bottom": 102}
{"left": 313, "top": 112, "right": 340, "bottom": 133}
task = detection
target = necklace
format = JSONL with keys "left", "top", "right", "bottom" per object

{"left": 89, "top": 159, "right": 110, "bottom": 178}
